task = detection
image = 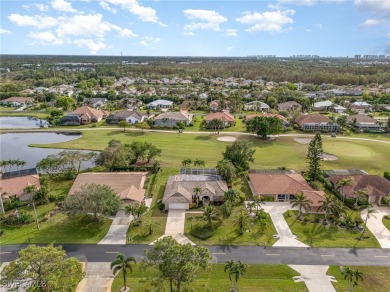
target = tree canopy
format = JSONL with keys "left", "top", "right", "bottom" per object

{"left": 246, "top": 116, "right": 284, "bottom": 139}
{"left": 306, "top": 133, "right": 323, "bottom": 181}
{"left": 222, "top": 140, "right": 255, "bottom": 173}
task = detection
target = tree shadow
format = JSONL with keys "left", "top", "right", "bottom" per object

{"left": 195, "top": 135, "right": 212, "bottom": 140}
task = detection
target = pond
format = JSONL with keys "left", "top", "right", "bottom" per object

{"left": 0, "top": 132, "right": 95, "bottom": 172}
{"left": 0, "top": 116, "right": 50, "bottom": 129}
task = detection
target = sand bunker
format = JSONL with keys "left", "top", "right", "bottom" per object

{"left": 322, "top": 153, "right": 338, "bottom": 161}
{"left": 294, "top": 138, "right": 312, "bottom": 144}
{"left": 217, "top": 136, "right": 237, "bottom": 142}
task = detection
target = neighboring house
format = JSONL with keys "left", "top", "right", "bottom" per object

{"left": 245, "top": 113, "right": 289, "bottom": 127}
{"left": 59, "top": 106, "right": 108, "bottom": 125}
{"left": 68, "top": 172, "right": 147, "bottom": 204}
{"left": 209, "top": 100, "right": 230, "bottom": 112}
{"left": 277, "top": 101, "right": 302, "bottom": 112}
{"left": 347, "top": 114, "right": 385, "bottom": 132}
{"left": 344, "top": 89, "right": 363, "bottom": 96}
{"left": 248, "top": 171, "right": 325, "bottom": 212}
{"left": 0, "top": 174, "right": 40, "bottom": 201}
{"left": 313, "top": 100, "right": 333, "bottom": 111}
{"left": 162, "top": 175, "right": 228, "bottom": 210}
{"left": 296, "top": 114, "right": 340, "bottom": 132}
{"left": 1, "top": 97, "right": 34, "bottom": 107}
{"left": 350, "top": 101, "right": 372, "bottom": 114}
{"left": 243, "top": 101, "right": 270, "bottom": 111}
{"left": 154, "top": 111, "right": 193, "bottom": 127}
{"left": 106, "top": 110, "right": 148, "bottom": 125}
{"left": 328, "top": 175, "right": 390, "bottom": 204}
{"left": 84, "top": 98, "right": 108, "bottom": 108}
{"left": 147, "top": 99, "right": 173, "bottom": 110}
{"left": 333, "top": 105, "right": 347, "bottom": 114}
{"left": 327, "top": 89, "right": 346, "bottom": 96}
{"left": 204, "top": 112, "right": 235, "bottom": 127}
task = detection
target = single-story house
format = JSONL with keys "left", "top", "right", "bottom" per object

{"left": 347, "top": 114, "right": 385, "bottom": 132}
{"left": 106, "top": 110, "right": 148, "bottom": 125}
{"left": 68, "top": 172, "right": 147, "bottom": 204}
{"left": 0, "top": 174, "right": 41, "bottom": 201}
{"left": 296, "top": 114, "right": 340, "bottom": 132}
{"left": 83, "top": 98, "right": 108, "bottom": 108}
{"left": 209, "top": 100, "right": 230, "bottom": 112}
{"left": 147, "top": 99, "right": 173, "bottom": 110}
{"left": 154, "top": 111, "right": 193, "bottom": 127}
{"left": 243, "top": 101, "right": 270, "bottom": 112}
{"left": 162, "top": 175, "right": 228, "bottom": 210}
{"left": 59, "top": 106, "right": 108, "bottom": 125}
{"left": 245, "top": 113, "right": 289, "bottom": 127}
{"left": 328, "top": 175, "right": 390, "bottom": 204}
{"left": 1, "top": 97, "right": 34, "bottom": 107}
{"left": 333, "top": 105, "right": 347, "bottom": 114}
{"left": 350, "top": 101, "right": 372, "bottom": 114}
{"left": 313, "top": 100, "right": 333, "bottom": 111}
{"left": 277, "top": 101, "right": 302, "bottom": 112}
{"left": 204, "top": 112, "right": 235, "bottom": 127}
{"left": 248, "top": 171, "right": 325, "bottom": 212}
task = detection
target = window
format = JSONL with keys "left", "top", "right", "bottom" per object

{"left": 277, "top": 194, "right": 286, "bottom": 200}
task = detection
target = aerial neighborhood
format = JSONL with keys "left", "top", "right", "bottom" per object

{"left": 1, "top": 56, "right": 390, "bottom": 292}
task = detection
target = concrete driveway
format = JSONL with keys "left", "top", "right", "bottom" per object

{"left": 76, "top": 262, "right": 113, "bottom": 292}
{"left": 261, "top": 202, "right": 308, "bottom": 247}
{"left": 361, "top": 207, "right": 390, "bottom": 248}
{"left": 99, "top": 210, "right": 132, "bottom": 245}
{"left": 289, "top": 265, "right": 336, "bottom": 292}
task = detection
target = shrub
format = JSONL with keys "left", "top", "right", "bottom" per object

{"left": 384, "top": 215, "right": 390, "bottom": 220}
{"left": 157, "top": 199, "right": 165, "bottom": 211}
{"left": 0, "top": 229, "right": 3, "bottom": 236}
{"left": 4, "top": 210, "right": 33, "bottom": 226}
{"left": 262, "top": 196, "right": 275, "bottom": 202}
{"left": 190, "top": 224, "right": 215, "bottom": 240}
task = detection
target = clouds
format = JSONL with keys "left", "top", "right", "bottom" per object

{"left": 74, "top": 39, "right": 110, "bottom": 54}
{"left": 0, "top": 28, "right": 12, "bottom": 35}
{"left": 8, "top": 14, "right": 59, "bottom": 29}
{"left": 29, "top": 31, "right": 64, "bottom": 45}
{"left": 236, "top": 10, "right": 295, "bottom": 32}
{"left": 51, "top": 0, "right": 77, "bottom": 13}
{"left": 183, "top": 9, "right": 227, "bottom": 31}
{"left": 139, "top": 36, "right": 161, "bottom": 47}
{"left": 355, "top": 0, "right": 390, "bottom": 27}
{"left": 225, "top": 29, "right": 238, "bottom": 37}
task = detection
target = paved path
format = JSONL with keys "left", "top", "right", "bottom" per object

{"left": 289, "top": 265, "right": 336, "bottom": 292}
{"left": 99, "top": 199, "right": 152, "bottom": 245}
{"left": 362, "top": 207, "right": 390, "bottom": 248}
{"left": 75, "top": 262, "right": 113, "bottom": 292}
{"left": 151, "top": 208, "right": 195, "bottom": 245}
{"left": 261, "top": 202, "right": 308, "bottom": 247}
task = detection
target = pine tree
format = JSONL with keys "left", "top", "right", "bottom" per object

{"left": 306, "top": 133, "right": 323, "bottom": 181}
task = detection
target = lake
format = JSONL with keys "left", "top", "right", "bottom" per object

{"left": 0, "top": 132, "right": 95, "bottom": 172}
{"left": 0, "top": 116, "right": 50, "bottom": 129}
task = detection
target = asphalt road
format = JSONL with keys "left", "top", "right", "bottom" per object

{"left": 1, "top": 244, "right": 390, "bottom": 266}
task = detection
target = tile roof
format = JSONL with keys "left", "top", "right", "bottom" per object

{"left": 69, "top": 172, "right": 147, "bottom": 203}
{"left": 110, "top": 110, "right": 146, "bottom": 120}
{"left": 70, "top": 106, "right": 107, "bottom": 119}
{"left": 302, "top": 190, "right": 326, "bottom": 207}
{"left": 204, "top": 112, "right": 235, "bottom": 122}
{"left": 277, "top": 101, "right": 302, "bottom": 111}
{"left": 328, "top": 175, "right": 390, "bottom": 198}
{"left": 296, "top": 114, "right": 331, "bottom": 125}
{"left": 3, "top": 97, "right": 34, "bottom": 103}
{"left": 245, "top": 113, "right": 287, "bottom": 121}
{"left": 0, "top": 175, "right": 40, "bottom": 199}
{"left": 154, "top": 111, "right": 192, "bottom": 121}
{"left": 347, "top": 114, "right": 376, "bottom": 124}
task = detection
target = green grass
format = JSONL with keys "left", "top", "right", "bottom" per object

{"left": 0, "top": 204, "right": 112, "bottom": 245}
{"left": 149, "top": 168, "right": 177, "bottom": 216}
{"left": 111, "top": 263, "right": 307, "bottom": 292}
{"left": 184, "top": 207, "right": 277, "bottom": 246}
{"left": 383, "top": 216, "right": 390, "bottom": 231}
{"left": 32, "top": 131, "right": 390, "bottom": 175}
{"left": 221, "top": 117, "right": 246, "bottom": 132}
{"left": 232, "top": 176, "right": 254, "bottom": 200}
{"left": 126, "top": 216, "right": 167, "bottom": 244}
{"left": 284, "top": 211, "right": 380, "bottom": 248}
{"left": 0, "top": 110, "right": 48, "bottom": 119}
{"left": 327, "top": 266, "right": 390, "bottom": 292}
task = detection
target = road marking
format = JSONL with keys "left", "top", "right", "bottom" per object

{"left": 374, "top": 256, "right": 389, "bottom": 258}
{"left": 105, "top": 252, "right": 119, "bottom": 254}
{"left": 0, "top": 252, "right": 12, "bottom": 254}
{"left": 266, "top": 254, "right": 280, "bottom": 256}
{"left": 320, "top": 255, "right": 335, "bottom": 257}
{"left": 212, "top": 252, "right": 226, "bottom": 255}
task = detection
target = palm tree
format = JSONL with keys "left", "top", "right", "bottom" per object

{"left": 320, "top": 194, "right": 334, "bottom": 222}
{"left": 202, "top": 205, "right": 219, "bottom": 227}
{"left": 336, "top": 177, "right": 354, "bottom": 203}
{"left": 224, "top": 189, "right": 240, "bottom": 205}
{"left": 246, "top": 201, "right": 256, "bottom": 215}
{"left": 144, "top": 220, "right": 159, "bottom": 235}
{"left": 181, "top": 158, "right": 192, "bottom": 168}
{"left": 110, "top": 253, "right": 136, "bottom": 291}
{"left": 358, "top": 207, "right": 374, "bottom": 243}
{"left": 341, "top": 266, "right": 363, "bottom": 292}
{"left": 221, "top": 201, "right": 233, "bottom": 218}
{"left": 353, "top": 188, "right": 368, "bottom": 208}
{"left": 353, "top": 269, "right": 364, "bottom": 290}
{"left": 236, "top": 209, "right": 250, "bottom": 235}
{"left": 224, "top": 260, "right": 246, "bottom": 292}
{"left": 193, "top": 159, "right": 205, "bottom": 167}
{"left": 224, "top": 259, "right": 236, "bottom": 291}
{"left": 290, "top": 192, "right": 313, "bottom": 217}
{"left": 254, "top": 195, "right": 262, "bottom": 216}
{"left": 193, "top": 187, "right": 202, "bottom": 207}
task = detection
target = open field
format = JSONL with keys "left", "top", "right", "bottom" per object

{"left": 284, "top": 211, "right": 380, "bottom": 248}
{"left": 328, "top": 266, "right": 390, "bottom": 292}
{"left": 32, "top": 130, "right": 390, "bottom": 174}
{"left": 111, "top": 263, "right": 307, "bottom": 292}
{"left": 0, "top": 110, "right": 48, "bottom": 119}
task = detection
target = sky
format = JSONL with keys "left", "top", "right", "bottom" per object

{"left": 0, "top": 0, "right": 389, "bottom": 56}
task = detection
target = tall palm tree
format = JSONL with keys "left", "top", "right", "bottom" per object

{"left": 224, "top": 189, "right": 240, "bottom": 205}
{"left": 320, "top": 194, "right": 334, "bottom": 222}
{"left": 353, "top": 269, "right": 364, "bottom": 290}
{"left": 224, "top": 260, "right": 246, "bottom": 292}
{"left": 221, "top": 201, "right": 233, "bottom": 218}
{"left": 290, "top": 192, "right": 313, "bottom": 217}
{"left": 110, "top": 253, "right": 136, "bottom": 291}
{"left": 203, "top": 205, "right": 219, "bottom": 227}
{"left": 358, "top": 207, "right": 374, "bottom": 242}
{"left": 353, "top": 188, "right": 368, "bottom": 208}
{"left": 193, "top": 187, "right": 202, "bottom": 207}
{"left": 236, "top": 209, "right": 250, "bottom": 235}
{"left": 254, "top": 195, "right": 262, "bottom": 216}
{"left": 336, "top": 177, "right": 354, "bottom": 203}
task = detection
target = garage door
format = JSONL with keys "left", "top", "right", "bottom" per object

{"left": 168, "top": 203, "right": 188, "bottom": 210}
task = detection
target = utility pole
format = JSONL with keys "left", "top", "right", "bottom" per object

{"left": 30, "top": 202, "right": 39, "bottom": 230}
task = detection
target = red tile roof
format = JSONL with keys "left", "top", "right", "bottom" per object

{"left": 70, "top": 106, "right": 108, "bottom": 119}
{"left": 296, "top": 114, "right": 330, "bottom": 125}
{"left": 245, "top": 113, "right": 287, "bottom": 121}
{"left": 0, "top": 175, "right": 40, "bottom": 199}
{"left": 204, "top": 112, "right": 235, "bottom": 122}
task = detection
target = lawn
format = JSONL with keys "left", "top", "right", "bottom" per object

{"left": 32, "top": 130, "right": 390, "bottom": 175}
{"left": 0, "top": 204, "right": 112, "bottom": 245}
{"left": 126, "top": 216, "right": 167, "bottom": 244}
{"left": 383, "top": 216, "right": 390, "bottom": 231}
{"left": 184, "top": 207, "right": 277, "bottom": 246}
{"left": 111, "top": 263, "right": 307, "bottom": 292}
{"left": 0, "top": 110, "right": 48, "bottom": 119}
{"left": 327, "top": 266, "right": 390, "bottom": 292}
{"left": 283, "top": 211, "right": 380, "bottom": 248}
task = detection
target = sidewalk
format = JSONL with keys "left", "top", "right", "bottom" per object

{"left": 361, "top": 207, "right": 390, "bottom": 248}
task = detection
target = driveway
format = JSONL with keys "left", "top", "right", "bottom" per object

{"left": 99, "top": 210, "right": 132, "bottom": 245}
{"left": 361, "top": 207, "right": 390, "bottom": 248}
{"left": 76, "top": 262, "right": 113, "bottom": 292}
{"left": 261, "top": 202, "right": 308, "bottom": 247}
{"left": 289, "top": 265, "right": 336, "bottom": 292}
